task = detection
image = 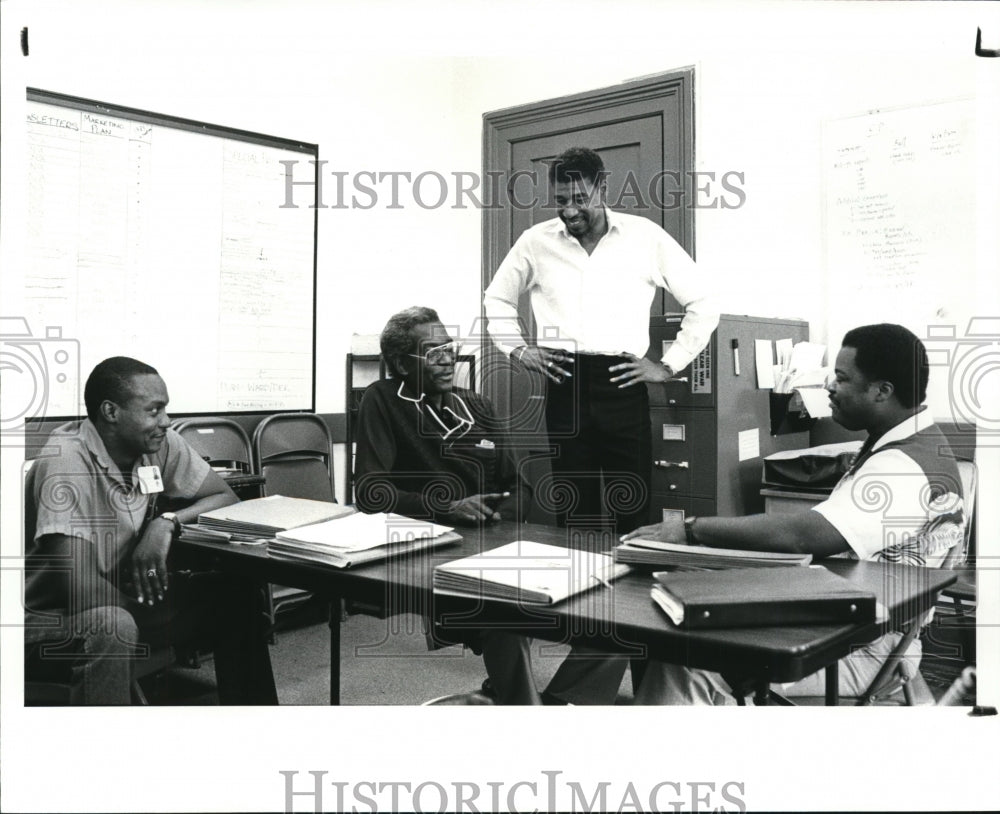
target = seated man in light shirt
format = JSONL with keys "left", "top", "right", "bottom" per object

{"left": 623, "top": 324, "right": 965, "bottom": 704}
{"left": 24, "top": 356, "right": 277, "bottom": 705}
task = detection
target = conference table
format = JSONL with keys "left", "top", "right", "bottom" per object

{"left": 177, "top": 520, "right": 956, "bottom": 706}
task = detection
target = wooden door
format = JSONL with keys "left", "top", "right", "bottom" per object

{"left": 481, "top": 69, "right": 695, "bottom": 433}
{"left": 483, "top": 69, "right": 695, "bottom": 324}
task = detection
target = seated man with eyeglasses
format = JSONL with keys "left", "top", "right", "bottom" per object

{"left": 353, "top": 306, "right": 528, "bottom": 527}
{"left": 354, "top": 307, "right": 627, "bottom": 704}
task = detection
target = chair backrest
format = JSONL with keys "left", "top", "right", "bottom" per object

{"left": 941, "top": 458, "right": 977, "bottom": 570}
{"left": 174, "top": 418, "right": 254, "bottom": 473}
{"left": 344, "top": 354, "right": 383, "bottom": 505}
{"left": 252, "top": 413, "right": 336, "bottom": 502}
{"left": 23, "top": 459, "right": 37, "bottom": 551}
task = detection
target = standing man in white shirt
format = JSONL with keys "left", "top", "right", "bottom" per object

{"left": 484, "top": 147, "right": 719, "bottom": 532}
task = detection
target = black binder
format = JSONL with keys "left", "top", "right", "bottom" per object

{"left": 651, "top": 566, "right": 877, "bottom": 630}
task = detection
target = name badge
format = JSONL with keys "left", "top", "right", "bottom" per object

{"left": 137, "top": 465, "right": 164, "bottom": 494}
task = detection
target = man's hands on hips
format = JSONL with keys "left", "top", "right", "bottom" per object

{"left": 620, "top": 514, "right": 686, "bottom": 544}
{"left": 131, "top": 517, "right": 174, "bottom": 605}
{"left": 513, "top": 346, "right": 574, "bottom": 383}
{"left": 609, "top": 354, "right": 675, "bottom": 388}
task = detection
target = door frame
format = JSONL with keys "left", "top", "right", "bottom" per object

{"left": 481, "top": 67, "right": 696, "bottom": 295}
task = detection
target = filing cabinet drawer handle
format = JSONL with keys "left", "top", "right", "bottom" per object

{"left": 654, "top": 460, "right": 689, "bottom": 469}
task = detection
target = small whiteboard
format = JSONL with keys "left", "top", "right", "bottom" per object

{"left": 822, "top": 99, "right": 977, "bottom": 418}
{"left": 23, "top": 89, "right": 318, "bottom": 417}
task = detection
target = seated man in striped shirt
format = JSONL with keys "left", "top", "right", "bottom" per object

{"left": 624, "top": 323, "right": 965, "bottom": 704}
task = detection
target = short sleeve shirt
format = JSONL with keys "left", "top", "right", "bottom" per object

{"left": 28, "top": 420, "right": 210, "bottom": 584}
{"left": 812, "top": 411, "right": 965, "bottom": 567}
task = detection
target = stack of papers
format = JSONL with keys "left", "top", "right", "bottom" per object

{"left": 197, "top": 495, "right": 355, "bottom": 537}
{"left": 615, "top": 539, "right": 812, "bottom": 569}
{"left": 772, "top": 339, "right": 828, "bottom": 394}
{"left": 270, "top": 512, "right": 460, "bottom": 568}
{"left": 179, "top": 524, "right": 268, "bottom": 546}
{"left": 434, "top": 541, "right": 630, "bottom": 605}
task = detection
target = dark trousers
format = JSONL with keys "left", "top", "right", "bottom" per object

{"left": 24, "top": 572, "right": 277, "bottom": 706}
{"left": 543, "top": 354, "right": 652, "bottom": 535}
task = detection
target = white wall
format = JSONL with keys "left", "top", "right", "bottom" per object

{"left": 2, "top": 0, "right": 992, "bottom": 414}
{"left": 2, "top": 2, "right": 999, "bottom": 809}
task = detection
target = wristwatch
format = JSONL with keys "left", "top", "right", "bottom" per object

{"left": 684, "top": 515, "right": 698, "bottom": 545}
{"left": 156, "top": 511, "right": 181, "bottom": 538}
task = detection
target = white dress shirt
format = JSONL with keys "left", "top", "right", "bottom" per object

{"left": 483, "top": 208, "right": 718, "bottom": 372}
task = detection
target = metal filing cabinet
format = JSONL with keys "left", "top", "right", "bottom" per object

{"left": 645, "top": 314, "right": 811, "bottom": 523}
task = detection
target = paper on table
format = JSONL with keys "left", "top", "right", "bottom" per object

{"left": 275, "top": 512, "right": 453, "bottom": 552}
{"left": 754, "top": 339, "right": 775, "bottom": 388}
{"left": 434, "top": 540, "right": 627, "bottom": 605}
{"left": 795, "top": 387, "right": 833, "bottom": 418}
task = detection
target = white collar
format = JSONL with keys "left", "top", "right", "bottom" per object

{"left": 78, "top": 418, "right": 148, "bottom": 480}
{"left": 553, "top": 205, "right": 619, "bottom": 239}
{"left": 870, "top": 407, "right": 933, "bottom": 453}
{"left": 395, "top": 381, "right": 474, "bottom": 440}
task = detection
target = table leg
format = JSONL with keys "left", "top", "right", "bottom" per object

{"left": 629, "top": 657, "right": 648, "bottom": 695}
{"left": 328, "top": 597, "right": 341, "bottom": 705}
{"left": 825, "top": 661, "right": 839, "bottom": 706}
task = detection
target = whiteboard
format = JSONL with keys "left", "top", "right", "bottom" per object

{"left": 823, "top": 99, "right": 977, "bottom": 419}
{"left": 23, "top": 90, "right": 317, "bottom": 417}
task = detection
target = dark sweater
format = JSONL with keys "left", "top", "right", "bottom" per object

{"left": 353, "top": 378, "right": 530, "bottom": 522}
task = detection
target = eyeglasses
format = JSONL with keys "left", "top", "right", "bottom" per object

{"left": 408, "top": 341, "right": 460, "bottom": 365}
